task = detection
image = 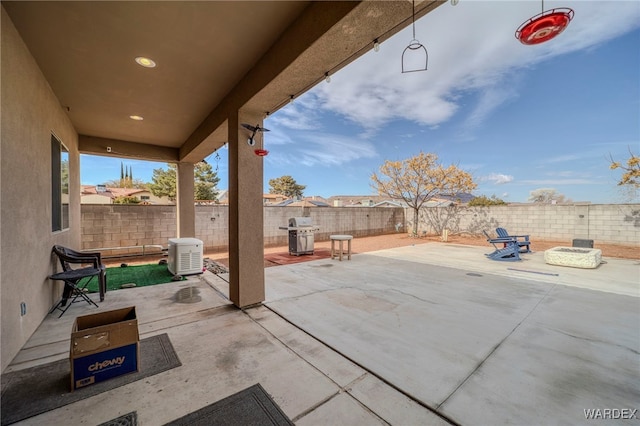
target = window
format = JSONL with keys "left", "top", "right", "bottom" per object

{"left": 140, "top": 195, "right": 150, "bottom": 201}
{"left": 51, "top": 134, "right": 69, "bottom": 232}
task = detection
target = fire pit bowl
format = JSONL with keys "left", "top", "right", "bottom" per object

{"left": 544, "top": 247, "right": 602, "bottom": 269}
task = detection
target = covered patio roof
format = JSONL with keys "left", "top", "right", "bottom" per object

{"left": 3, "top": 0, "right": 445, "bottom": 163}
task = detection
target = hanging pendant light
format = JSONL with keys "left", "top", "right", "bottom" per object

{"left": 515, "top": 0, "right": 574, "bottom": 45}
{"left": 402, "top": 0, "right": 428, "bottom": 73}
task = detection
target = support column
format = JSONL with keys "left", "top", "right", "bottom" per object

{"left": 176, "top": 162, "right": 195, "bottom": 238}
{"left": 228, "top": 111, "right": 265, "bottom": 307}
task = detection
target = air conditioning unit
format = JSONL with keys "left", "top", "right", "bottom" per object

{"left": 168, "top": 238, "right": 203, "bottom": 275}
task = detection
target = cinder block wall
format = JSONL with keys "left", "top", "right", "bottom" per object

{"left": 412, "top": 204, "right": 640, "bottom": 246}
{"left": 81, "top": 205, "right": 177, "bottom": 256}
{"left": 81, "top": 203, "right": 638, "bottom": 255}
{"left": 81, "top": 205, "right": 404, "bottom": 254}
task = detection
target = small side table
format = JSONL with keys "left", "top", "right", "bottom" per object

{"left": 330, "top": 235, "right": 353, "bottom": 261}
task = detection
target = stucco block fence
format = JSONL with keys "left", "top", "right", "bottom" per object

{"left": 81, "top": 203, "right": 639, "bottom": 257}
{"left": 81, "top": 205, "right": 405, "bottom": 256}
{"left": 409, "top": 203, "right": 639, "bottom": 246}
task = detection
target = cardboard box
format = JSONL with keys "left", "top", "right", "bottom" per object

{"left": 70, "top": 306, "right": 139, "bottom": 390}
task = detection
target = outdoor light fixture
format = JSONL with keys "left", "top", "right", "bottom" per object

{"left": 373, "top": 39, "right": 380, "bottom": 52}
{"left": 289, "top": 95, "right": 295, "bottom": 104}
{"left": 134, "top": 56, "right": 156, "bottom": 68}
{"left": 401, "top": 0, "right": 428, "bottom": 73}
{"left": 515, "top": 0, "right": 574, "bottom": 45}
{"left": 325, "top": 72, "right": 331, "bottom": 83}
{"left": 241, "top": 123, "right": 270, "bottom": 156}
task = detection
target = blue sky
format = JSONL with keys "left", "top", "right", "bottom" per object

{"left": 81, "top": 0, "right": 640, "bottom": 203}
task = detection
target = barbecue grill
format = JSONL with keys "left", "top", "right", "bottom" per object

{"left": 279, "top": 217, "right": 320, "bottom": 256}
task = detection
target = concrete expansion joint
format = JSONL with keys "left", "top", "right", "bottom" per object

{"left": 140, "top": 305, "right": 237, "bottom": 334}
{"left": 342, "top": 372, "right": 368, "bottom": 393}
{"left": 438, "top": 283, "right": 559, "bottom": 410}
{"left": 261, "top": 305, "right": 460, "bottom": 425}
{"left": 290, "top": 390, "right": 342, "bottom": 423}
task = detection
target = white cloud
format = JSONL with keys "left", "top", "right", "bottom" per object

{"left": 267, "top": 132, "right": 378, "bottom": 167}
{"left": 486, "top": 173, "right": 515, "bottom": 184}
{"left": 268, "top": 99, "right": 321, "bottom": 131}
{"left": 520, "top": 178, "right": 596, "bottom": 185}
{"left": 306, "top": 1, "right": 640, "bottom": 136}
{"left": 545, "top": 153, "right": 585, "bottom": 163}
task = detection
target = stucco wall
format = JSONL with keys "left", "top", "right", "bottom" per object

{"left": 411, "top": 204, "right": 640, "bottom": 246}
{"left": 1, "top": 7, "right": 80, "bottom": 371}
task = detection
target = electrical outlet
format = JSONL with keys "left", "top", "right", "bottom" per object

{"left": 20, "top": 302, "right": 26, "bottom": 316}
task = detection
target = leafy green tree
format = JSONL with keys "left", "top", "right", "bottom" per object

{"left": 371, "top": 152, "right": 477, "bottom": 236}
{"left": 103, "top": 178, "right": 148, "bottom": 189}
{"left": 149, "top": 165, "right": 177, "bottom": 201}
{"left": 113, "top": 195, "right": 140, "bottom": 204}
{"left": 61, "top": 159, "right": 69, "bottom": 195}
{"left": 468, "top": 194, "right": 506, "bottom": 206}
{"left": 195, "top": 161, "right": 220, "bottom": 201}
{"left": 149, "top": 162, "right": 219, "bottom": 202}
{"left": 268, "top": 175, "right": 306, "bottom": 198}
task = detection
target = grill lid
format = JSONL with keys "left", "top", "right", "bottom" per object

{"left": 289, "top": 217, "right": 314, "bottom": 227}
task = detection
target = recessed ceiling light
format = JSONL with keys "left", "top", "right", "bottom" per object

{"left": 129, "top": 115, "right": 144, "bottom": 121}
{"left": 135, "top": 57, "right": 156, "bottom": 68}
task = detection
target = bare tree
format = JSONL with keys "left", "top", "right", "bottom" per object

{"left": 609, "top": 147, "right": 640, "bottom": 187}
{"left": 528, "top": 188, "right": 568, "bottom": 204}
{"left": 371, "top": 152, "right": 476, "bottom": 236}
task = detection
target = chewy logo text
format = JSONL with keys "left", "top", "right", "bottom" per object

{"left": 88, "top": 356, "right": 125, "bottom": 372}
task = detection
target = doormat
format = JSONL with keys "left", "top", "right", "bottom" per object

{"left": 164, "top": 383, "right": 294, "bottom": 426}
{"left": 86, "top": 263, "right": 185, "bottom": 292}
{"left": 98, "top": 411, "right": 137, "bottom": 426}
{"left": 1, "top": 333, "right": 180, "bottom": 426}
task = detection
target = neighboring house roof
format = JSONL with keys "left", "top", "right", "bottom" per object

{"left": 273, "top": 199, "right": 330, "bottom": 207}
{"left": 263, "top": 193, "right": 289, "bottom": 205}
{"left": 326, "top": 193, "right": 475, "bottom": 207}
{"left": 81, "top": 185, "right": 175, "bottom": 205}
{"left": 438, "top": 193, "right": 476, "bottom": 203}
{"left": 216, "top": 189, "right": 229, "bottom": 204}
{"left": 81, "top": 185, "right": 146, "bottom": 198}
{"left": 305, "top": 195, "right": 329, "bottom": 204}
{"left": 328, "top": 195, "right": 385, "bottom": 202}
{"left": 264, "top": 193, "right": 287, "bottom": 200}
{"left": 423, "top": 199, "right": 454, "bottom": 207}
{"left": 372, "top": 200, "right": 404, "bottom": 208}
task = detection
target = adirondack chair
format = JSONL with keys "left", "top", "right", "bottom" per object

{"left": 483, "top": 230, "right": 520, "bottom": 261}
{"left": 496, "top": 227, "right": 531, "bottom": 253}
{"left": 486, "top": 243, "right": 521, "bottom": 261}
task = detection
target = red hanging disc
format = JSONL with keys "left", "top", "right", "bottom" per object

{"left": 515, "top": 8, "right": 574, "bottom": 45}
{"left": 254, "top": 149, "right": 269, "bottom": 156}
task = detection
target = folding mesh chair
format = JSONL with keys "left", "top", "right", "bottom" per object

{"left": 49, "top": 245, "right": 103, "bottom": 317}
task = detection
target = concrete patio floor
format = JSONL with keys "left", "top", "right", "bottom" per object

{"left": 5, "top": 243, "right": 639, "bottom": 425}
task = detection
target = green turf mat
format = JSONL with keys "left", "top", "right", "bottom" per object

{"left": 85, "top": 263, "right": 184, "bottom": 292}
